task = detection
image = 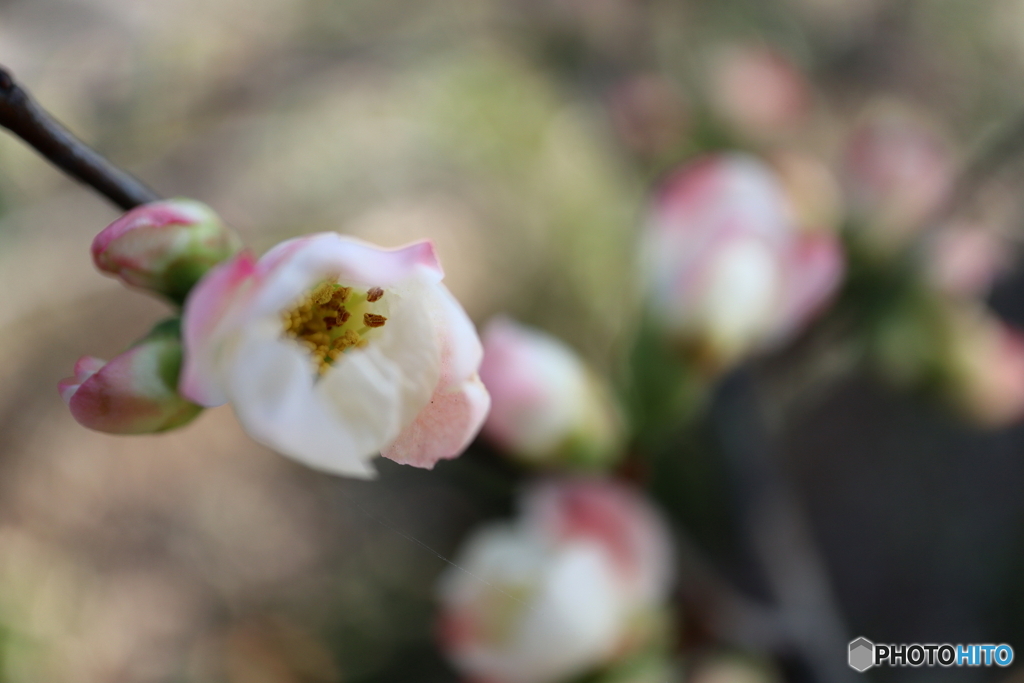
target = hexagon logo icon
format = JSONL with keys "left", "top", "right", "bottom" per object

{"left": 849, "top": 637, "right": 875, "bottom": 672}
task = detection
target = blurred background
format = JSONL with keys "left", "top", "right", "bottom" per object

{"left": 3, "top": 0, "right": 1024, "bottom": 681}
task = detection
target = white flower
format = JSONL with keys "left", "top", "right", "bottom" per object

{"left": 438, "top": 479, "right": 674, "bottom": 683}
{"left": 179, "top": 233, "right": 490, "bottom": 477}
{"left": 440, "top": 524, "right": 624, "bottom": 683}
{"left": 641, "top": 153, "right": 844, "bottom": 370}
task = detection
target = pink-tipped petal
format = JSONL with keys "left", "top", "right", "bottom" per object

{"left": 91, "top": 200, "right": 209, "bottom": 262}
{"left": 179, "top": 250, "right": 258, "bottom": 406}
{"left": 523, "top": 479, "right": 674, "bottom": 606}
{"left": 382, "top": 376, "right": 490, "bottom": 469}
{"left": 255, "top": 235, "right": 443, "bottom": 303}
{"left": 379, "top": 278, "right": 488, "bottom": 468}
{"left": 775, "top": 231, "right": 845, "bottom": 342}
{"left": 91, "top": 199, "right": 240, "bottom": 300}
{"left": 427, "top": 283, "right": 483, "bottom": 387}
{"left": 58, "top": 356, "right": 106, "bottom": 404}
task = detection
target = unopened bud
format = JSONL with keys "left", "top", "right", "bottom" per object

{"left": 92, "top": 199, "right": 241, "bottom": 303}
{"left": 58, "top": 319, "right": 202, "bottom": 434}
{"left": 479, "top": 317, "right": 625, "bottom": 470}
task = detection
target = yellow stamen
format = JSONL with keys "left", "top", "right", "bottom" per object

{"left": 311, "top": 282, "right": 334, "bottom": 304}
{"left": 281, "top": 281, "right": 388, "bottom": 375}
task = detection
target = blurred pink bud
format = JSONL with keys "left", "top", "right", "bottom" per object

{"left": 479, "top": 317, "right": 624, "bottom": 469}
{"left": 842, "top": 104, "right": 955, "bottom": 249}
{"left": 947, "top": 309, "right": 1024, "bottom": 427}
{"left": 925, "top": 221, "right": 1008, "bottom": 298}
{"left": 438, "top": 479, "right": 674, "bottom": 683}
{"left": 92, "top": 199, "right": 242, "bottom": 303}
{"left": 641, "top": 153, "right": 845, "bottom": 371}
{"left": 709, "top": 45, "right": 810, "bottom": 139}
{"left": 440, "top": 524, "right": 624, "bottom": 683}
{"left": 59, "top": 321, "right": 202, "bottom": 434}
{"left": 521, "top": 479, "right": 674, "bottom": 610}
{"left": 608, "top": 73, "right": 689, "bottom": 159}
{"left": 179, "top": 233, "right": 489, "bottom": 478}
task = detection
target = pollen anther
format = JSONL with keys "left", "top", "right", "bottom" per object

{"left": 282, "top": 280, "right": 387, "bottom": 375}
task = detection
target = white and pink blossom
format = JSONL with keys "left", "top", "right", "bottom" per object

{"left": 438, "top": 479, "right": 674, "bottom": 683}
{"left": 641, "top": 153, "right": 844, "bottom": 370}
{"left": 842, "top": 104, "right": 955, "bottom": 248}
{"left": 178, "top": 232, "right": 489, "bottom": 477}
{"left": 708, "top": 45, "right": 810, "bottom": 140}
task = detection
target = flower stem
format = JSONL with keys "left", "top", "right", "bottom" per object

{"left": 0, "top": 65, "right": 161, "bottom": 210}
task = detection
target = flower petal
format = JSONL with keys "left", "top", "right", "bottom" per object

{"left": 58, "top": 356, "right": 106, "bottom": 404}
{"left": 180, "top": 250, "right": 258, "bottom": 406}
{"left": 773, "top": 231, "right": 844, "bottom": 343}
{"left": 222, "top": 327, "right": 380, "bottom": 478}
{"left": 381, "top": 280, "right": 488, "bottom": 468}
{"left": 221, "top": 267, "right": 443, "bottom": 476}
{"left": 381, "top": 375, "right": 490, "bottom": 468}
{"left": 245, "top": 234, "right": 444, "bottom": 319}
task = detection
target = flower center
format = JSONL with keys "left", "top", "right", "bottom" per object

{"left": 281, "top": 281, "right": 388, "bottom": 374}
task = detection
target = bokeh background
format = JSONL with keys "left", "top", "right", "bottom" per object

{"left": 3, "top": 0, "right": 1024, "bottom": 681}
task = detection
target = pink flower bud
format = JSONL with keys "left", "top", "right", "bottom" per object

{"left": 641, "top": 153, "right": 844, "bottom": 371}
{"left": 842, "top": 104, "right": 955, "bottom": 250}
{"left": 709, "top": 44, "right": 810, "bottom": 140}
{"left": 521, "top": 479, "right": 674, "bottom": 609}
{"left": 479, "top": 317, "right": 624, "bottom": 469}
{"left": 437, "top": 479, "right": 674, "bottom": 683}
{"left": 92, "top": 199, "right": 242, "bottom": 303}
{"left": 59, "top": 320, "right": 202, "bottom": 434}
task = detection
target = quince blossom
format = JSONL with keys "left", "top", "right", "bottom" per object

{"left": 179, "top": 233, "right": 489, "bottom": 477}
{"left": 641, "top": 153, "right": 844, "bottom": 370}
{"left": 438, "top": 479, "right": 674, "bottom": 683}
{"left": 709, "top": 44, "right": 810, "bottom": 140}
{"left": 842, "top": 104, "right": 954, "bottom": 250}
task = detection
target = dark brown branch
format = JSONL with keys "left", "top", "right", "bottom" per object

{"left": 0, "top": 66, "right": 160, "bottom": 211}
{"left": 714, "top": 369, "right": 860, "bottom": 683}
